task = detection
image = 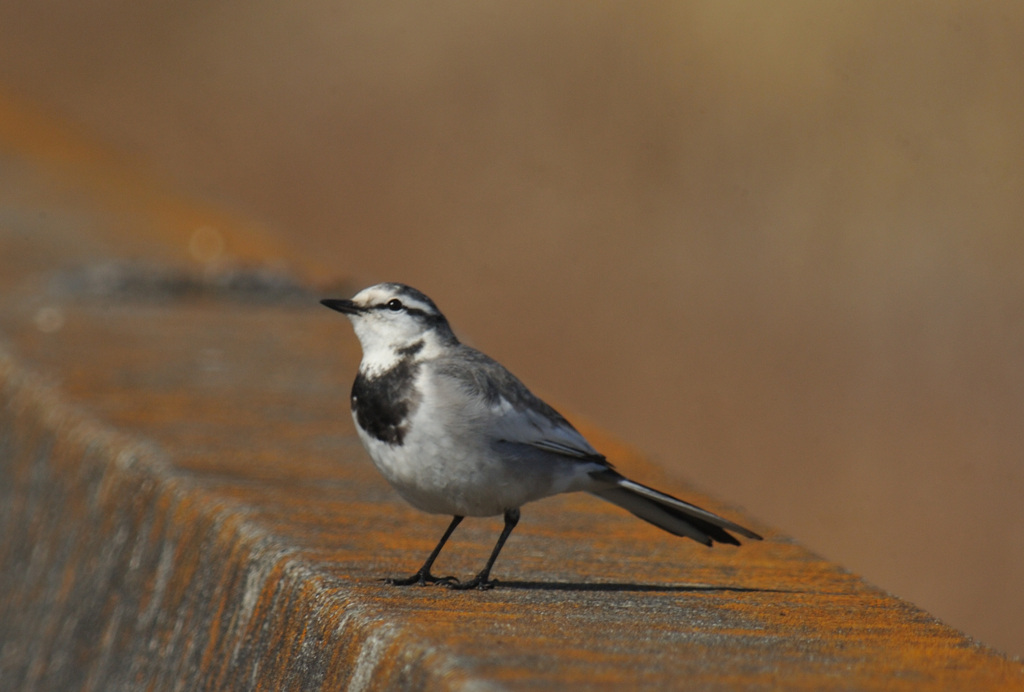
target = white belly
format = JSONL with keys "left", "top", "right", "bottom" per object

{"left": 355, "top": 419, "right": 516, "bottom": 516}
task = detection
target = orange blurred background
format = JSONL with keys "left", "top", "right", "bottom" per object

{"left": 1, "top": 2, "right": 1021, "bottom": 657}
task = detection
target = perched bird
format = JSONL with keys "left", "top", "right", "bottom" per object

{"left": 321, "top": 283, "right": 761, "bottom": 590}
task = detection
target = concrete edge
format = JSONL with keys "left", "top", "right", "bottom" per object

{"left": 0, "top": 346, "right": 482, "bottom": 690}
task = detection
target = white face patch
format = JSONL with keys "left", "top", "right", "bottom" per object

{"left": 345, "top": 283, "right": 450, "bottom": 374}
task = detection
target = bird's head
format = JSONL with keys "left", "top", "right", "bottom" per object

{"left": 321, "top": 283, "right": 457, "bottom": 370}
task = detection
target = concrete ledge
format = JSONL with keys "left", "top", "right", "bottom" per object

{"left": 2, "top": 92, "right": 1023, "bottom": 690}
{"left": 0, "top": 353, "right": 467, "bottom": 690}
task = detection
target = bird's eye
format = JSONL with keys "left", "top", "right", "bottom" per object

{"left": 386, "top": 298, "right": 404, "bottom": 311}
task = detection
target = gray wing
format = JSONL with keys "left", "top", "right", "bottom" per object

{"left": 435, "top": 349, "right": 760, "bottom": 546}
{"left": 434, "top": 346, "right": 610, "bottom": 465}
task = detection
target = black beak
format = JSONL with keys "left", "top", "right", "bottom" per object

{"left": 320, "top": 298, "right": 363, "bottom": 315}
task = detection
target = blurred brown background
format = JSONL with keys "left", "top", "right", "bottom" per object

{"left": 1, "top": 2, "right": 1021, "bottom": 657}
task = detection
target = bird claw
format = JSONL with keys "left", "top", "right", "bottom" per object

{"left": 445, "top": 575, "right": 497, "bottom": 591}
{"left": 382, "top": 574, "right": 421, "bottom": 586}
{"left": 383, "top": 571, "right": 457, "bottom": 587}
{"left": 384, "top": 571, "right": 497, "bottom": 590}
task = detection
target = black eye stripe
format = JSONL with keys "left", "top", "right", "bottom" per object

{"left": 375, "top": 300, "right": 432, "bottom": 319}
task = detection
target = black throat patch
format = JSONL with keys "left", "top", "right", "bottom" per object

{"left": 351, "top": 357, "right": 421, "bottom": 445}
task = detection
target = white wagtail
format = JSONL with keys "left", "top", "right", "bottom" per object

{"left": 321, "top": 283, "right": 761, "bottom": 590}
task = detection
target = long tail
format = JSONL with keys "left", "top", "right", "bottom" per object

{"left": 590, "top": 474, "right": 762, "bottom": 547}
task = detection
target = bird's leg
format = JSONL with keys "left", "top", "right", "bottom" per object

{"left": 385, "top": 515, "right": 464, "bottom": 586}
{"left": 448, "top": 508, "right": 520, "bottom": 591}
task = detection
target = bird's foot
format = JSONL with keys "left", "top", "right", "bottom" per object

{"left": 445, "top": 573, "right": 497, "bottom": 591}
{"left": 383, "top": 571, "right": 457, "bottom": 587}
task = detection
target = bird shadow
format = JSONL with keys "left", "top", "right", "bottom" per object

{"left": 497, "top": 580, "right": 794, "bottom": 595}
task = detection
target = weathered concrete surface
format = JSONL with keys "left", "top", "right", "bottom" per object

{"left": 2, "top": 95, "right": 1023, "bottom": 690}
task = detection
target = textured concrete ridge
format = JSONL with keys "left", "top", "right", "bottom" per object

{"left": 2, "top": 95, "right": 1024, "bottom": 690}
{"left": 0, "top": 352, "right": 493, "bottom": 690}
